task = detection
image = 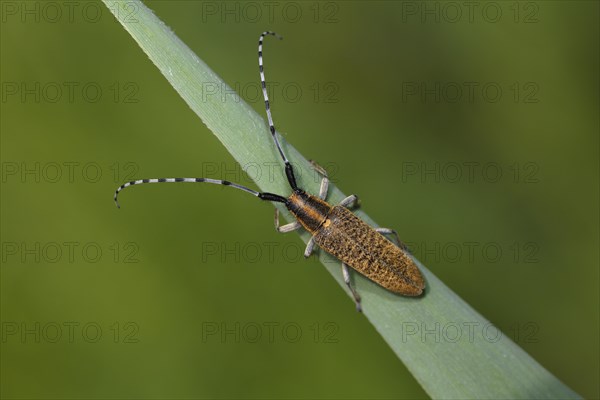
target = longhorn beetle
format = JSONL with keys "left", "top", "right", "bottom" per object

{"left": 114, "top": 32, "right": 425, "bottom": 311}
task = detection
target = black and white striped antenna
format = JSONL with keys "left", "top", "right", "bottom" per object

{"left": 113, "top": 31, "right": 295, "bottom": 208}
{"left": 259, "top": 31, "right": 298, "bottom": 190}
{"left": 114, "top": 178, "right": 286, "bottom": 208}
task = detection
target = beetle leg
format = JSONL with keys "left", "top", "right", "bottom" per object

{"left": 342, "top": 263, "right": 362, "bottom": 312}
{"left": 274, "top": 209, "right": 301, "bottom": 233}
{"left": 375, "top": 227, "right": 411, "bottom": 253}
{"left": 339, "top": 194, "right": 360, "bottom": 209}
{"left": 304, "top": 237, "right": 318, "bottom": 258}
{"left": 309, "top": 160, "right": 329, "bottom": 200}
{"left": 318, "top": 175, "right": 329, "bottom": 200}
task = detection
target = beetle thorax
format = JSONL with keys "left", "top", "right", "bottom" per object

{"left": 286, "top": 189, "right": 333, "bottom": 234}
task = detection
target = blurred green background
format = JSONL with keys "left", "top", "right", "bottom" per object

{"left": 1, "top": 1, "right": 598, "bottom": 398}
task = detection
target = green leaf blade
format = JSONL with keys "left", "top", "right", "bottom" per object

{"left": 103, "top": 1, "right": 580, "bottom": 398}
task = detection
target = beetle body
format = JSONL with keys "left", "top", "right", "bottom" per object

{"left": 114, "top": 31, "right": 425, "bottom": 311}
{"left": 287, "top": 190, "right": 425, "bottom": 296}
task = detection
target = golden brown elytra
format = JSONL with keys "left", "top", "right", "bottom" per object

{"left": 113, "top": 31, "right": 425, "bottom": 311}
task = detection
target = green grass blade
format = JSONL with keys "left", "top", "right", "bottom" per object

{"left": 102, "top": 1, "right": 581, "bottom": 398}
